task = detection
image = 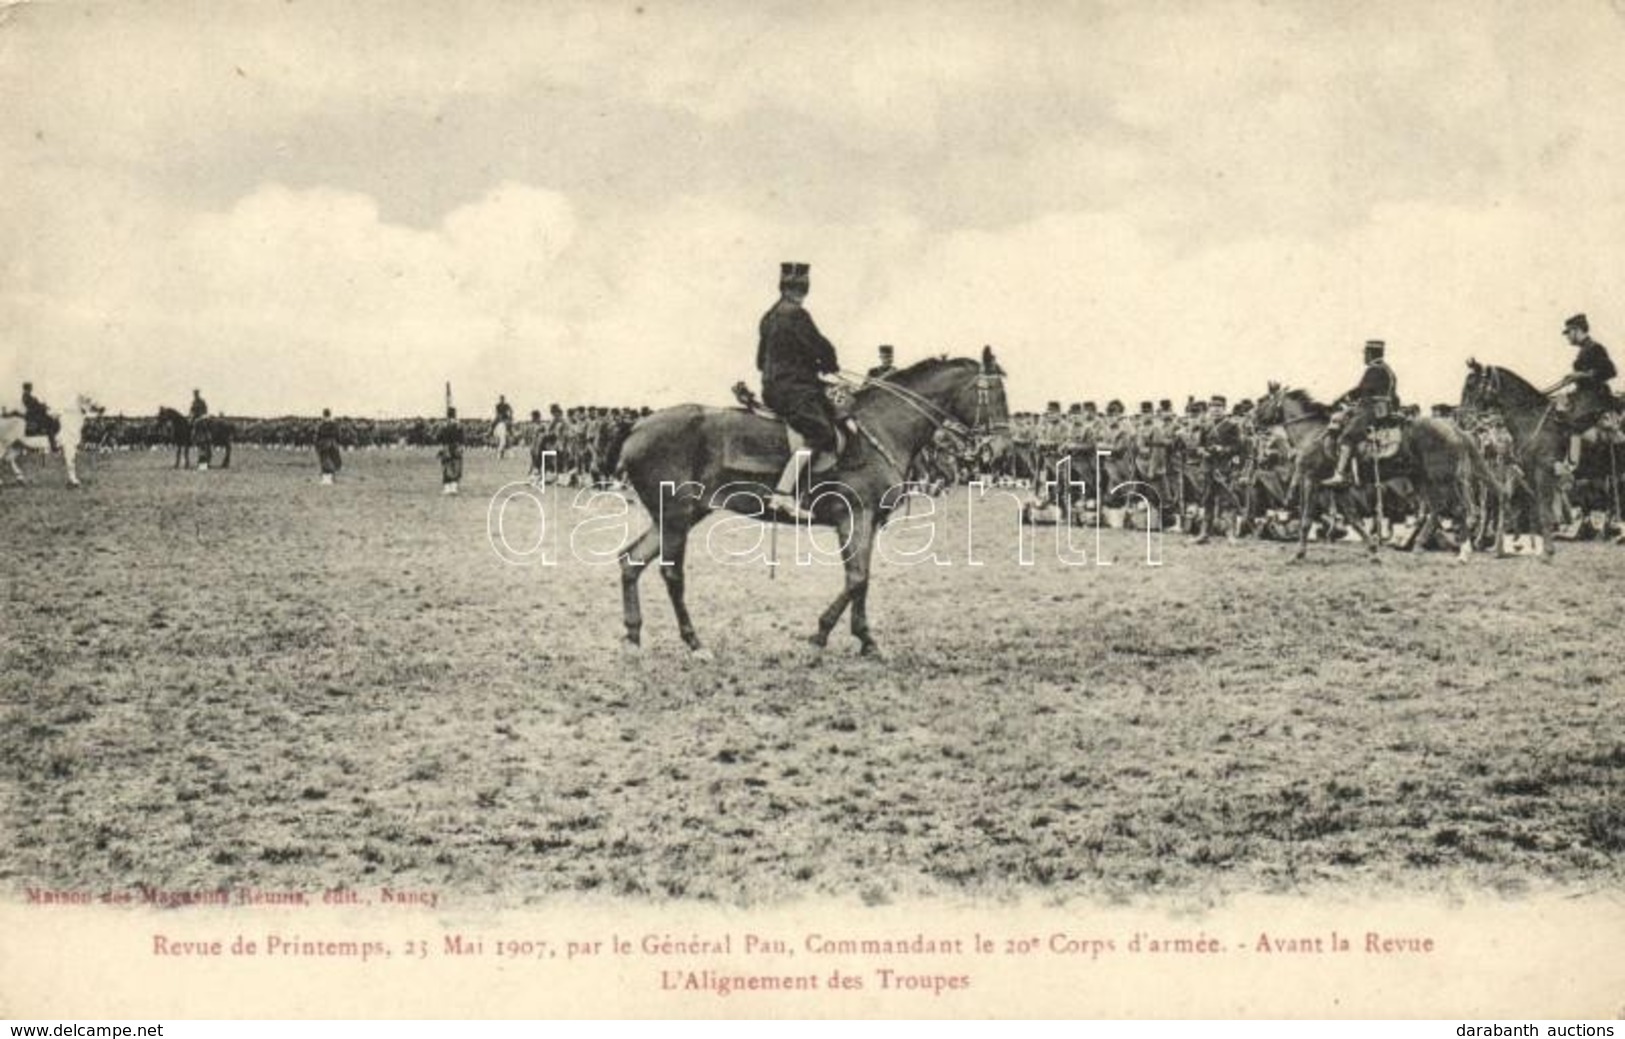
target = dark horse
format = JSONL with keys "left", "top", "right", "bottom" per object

{"left": 617, "top": 354, "right": 1009, "bottom": 656}
{"left": 1253, "top": 383, "right": 1484, "bottom": 562}
{"left": 157, "top": 407, "right": 233, "bottom": 469}
{"left": 1459, "top": 360, "right": 1574, "bottom": 557}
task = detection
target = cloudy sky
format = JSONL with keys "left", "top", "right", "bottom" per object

{"left": 3, "top": 0, "right": 1624, "bottom": 417}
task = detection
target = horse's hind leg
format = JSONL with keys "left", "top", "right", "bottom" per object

{"left": 619, "top": 524, "right": 664, "bottom": 649}
{"left": 656, "top": 527, "right": 705, "bottom": 655}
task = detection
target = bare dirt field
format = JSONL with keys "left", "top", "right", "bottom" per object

{"left": 2, "top": 447, "right": 1622, "bottom": 908}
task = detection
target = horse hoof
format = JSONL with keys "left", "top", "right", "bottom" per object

{"left": 690, "top": 647, "right": 714, "bottom": 662}
{"left": 857, "top": 642, "right": 883, "bottom": 660}
{"left": 619, "top": 638, "right": 642, "bottom": 657}
{"left": 806, "top": 633, "right": 828, "bottom": 650}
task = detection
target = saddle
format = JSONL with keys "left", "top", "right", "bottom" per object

{"left": 716, "top": 408, "right": 848, "bottom": 476}
{"left": 1356, "top": 422, "right": 1406, "bottom": 462}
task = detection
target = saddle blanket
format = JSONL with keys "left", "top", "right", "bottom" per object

{"left": 1357, "top": 426, "right": 1404, "bottom": 462}
{"left": 717, "top": 409, "right": 846, "bottom": 476}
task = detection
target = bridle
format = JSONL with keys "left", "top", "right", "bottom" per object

{"left": 1464, "top": 366, "right": 1559, "bottom": 465}
{"left": 839, "top": 366, "right": 1011, "bottom": 447}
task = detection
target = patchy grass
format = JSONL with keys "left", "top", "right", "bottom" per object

{"left": 1, "top": 447, "right": 1622, "bottom": 906}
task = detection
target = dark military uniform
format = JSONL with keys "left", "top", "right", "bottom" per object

{"left": 1569, "top": 336, "right": 1616, "bottom": 432}
{"left": 316, "top": 412, "right": 342, "bottom": 478}
{"left": 21, "top": 386, "right": 50, "bottom": 436}
{"left": 867, "top": 345, "right": 896, "bottom": 380}
{"left": 758, "top": 297, "right": 840, "bottom": 451}
{"left": 1337, "top": 356, "right": 1399, "bottom": 447}
{"left": 438, "top": 412, "right": 464, "bottom": 488}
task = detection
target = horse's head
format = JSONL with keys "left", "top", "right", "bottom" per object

{"left": 1460, "top": 358, "right": 1486, "bottom": 414}
{"left": 1252, "top": 382, "right": 1285, "bottom": 428}
{"left": 867, "top": 354, "right": 1012, "bottom": 457}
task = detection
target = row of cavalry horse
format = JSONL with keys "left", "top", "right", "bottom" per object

{"left": 0, "top": 357, "right": 1606, "bottom": 656}
{"left": 1015, "top": 362, "right": 1609, "bottom": 565}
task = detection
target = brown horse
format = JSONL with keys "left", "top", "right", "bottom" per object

{"left": 1459, "top": 360, "right": 1570, "bottom": 558}
{"left": 1253, "top": 383, "right": 1485, "bottom": 562}
{"left": 157, "top": 407, "right": 234, "bottom": 470}
{"left": 616, "top": 354, "right": 1009, "bottom": 656}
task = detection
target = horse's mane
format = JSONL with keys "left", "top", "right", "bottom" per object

{"left": 1478, "top": 364, "right": 1547, "bottom": 404}
{"left": 1278, "top": 387, "right": 1331, "bottom": 417}
{"left": 854, "top": 356, "right": 980, "bottom": 396}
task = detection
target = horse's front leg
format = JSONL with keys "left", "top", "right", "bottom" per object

{"left": 811, "top": 511, "right": 861, "bottom": 650}
{"left": 1534, "top": 470, "right": 1557, "bottom": 561}
{"left": 1293, "top": 473, "right": 1312, "bottom": 562}
{"left": 6, "top": 446, "right": 25, "bottom": 484}
{"left": 843, "top": 515, "right": 881, "bottom": 656}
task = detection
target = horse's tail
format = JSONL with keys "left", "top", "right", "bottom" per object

{"left": 603, "top": 419, "right": 644, "bottom": 487}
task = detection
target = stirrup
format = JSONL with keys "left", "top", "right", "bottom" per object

{"left": 767, "top": 492, "right": 813, "bottom": 522}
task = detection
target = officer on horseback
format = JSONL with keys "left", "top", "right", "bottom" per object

{"left": 1553, "top": 313, "right": 1616, "bottom": 466}
{"left": 1324, "top": 339, "right": 1399, "bottom": 487}
{"left": 758, "top": 261, "right": 841, "bottom": 520}
{"left": 494, "top": 395, "right": 513, "bottom": 426}
{"left": 21, "top": 382, "right": 58, "bottom": 452}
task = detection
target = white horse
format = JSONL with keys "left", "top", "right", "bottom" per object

{"left": 1, "top": 394, "right": 98, "bottom": 487}
{"left": 493, "top": 418, "right": 512, "bottom": 460}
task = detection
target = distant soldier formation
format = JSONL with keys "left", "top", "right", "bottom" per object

{"left": 9, "top": 259, "right": 1620, "bottom": 550}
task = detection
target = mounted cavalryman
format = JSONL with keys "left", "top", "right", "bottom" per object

{"left": 757, "top": 261, "right": 842, "bottom": 521}
{"left": 21, "top": 381, "right": 58, "bottom": 452}
{"left": 1324, "top": 339, "right": 1399, "bottom": 487}
{"left": 1552, "top": 313, "right": 1617, "bottom": 467}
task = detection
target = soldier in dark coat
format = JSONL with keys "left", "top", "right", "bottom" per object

{"left": 1324, "top": 340, "right": 1399, "bottom": 486}
{"left": 21, "top": 382, "right": 58, "bottom": 451}
{"left": 315, "top": 408, "right": 342, "bottom": 484}
{"left": 866, "top": 344, "right": 897, "bottom": 380}
{"left": 757, "top": 261, "right": 841, "bottom": 518}
{"left": 438, "top": 406, "right": 464, "bottom": 495}
{"left": 1554, "top": 313, "right": 1617, "bottom": 465}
